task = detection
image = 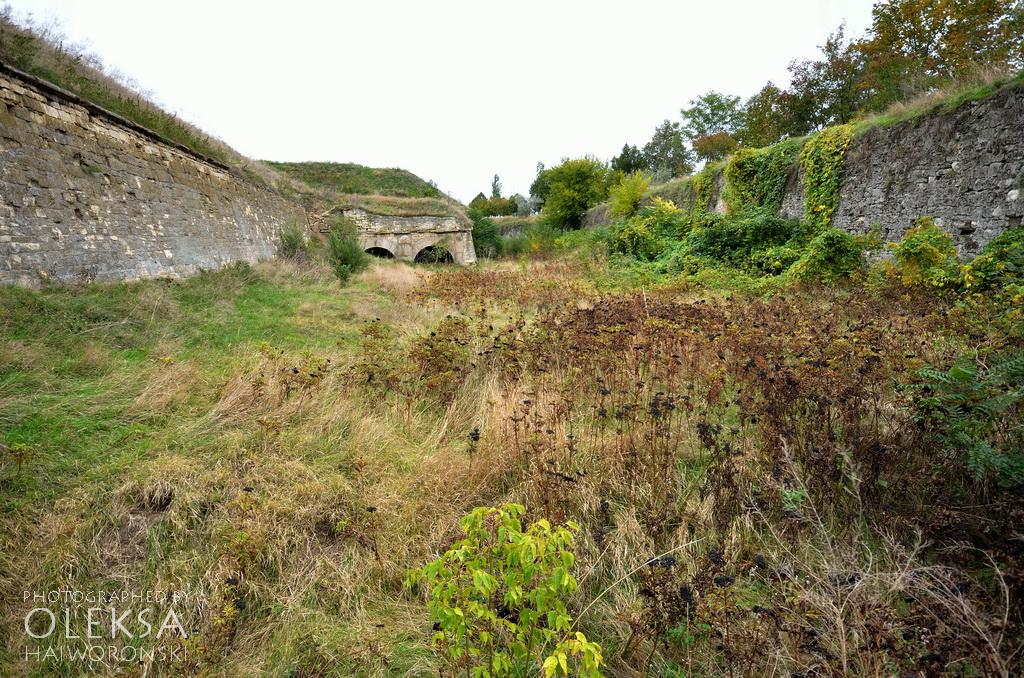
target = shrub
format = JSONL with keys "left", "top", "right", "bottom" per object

{"left": 277, "top": 222, "right": 308, "bottom": 260}
{"left": 889, "top": 216, "right": 960, "bottom": 288}
{"left": 636, "top": 197, "right": 686, "bottom": 238}
{"left": 609, "top": 219, "right": 664, "bottom": 261}
{"left": 916, "top": 354, "right": 1024, "bottom": 487}
{"left": 542, "top": 158, "right": 611, "bottom": 229}
{"left": 684, "top": 208, "right": 802, "bottom": 269}
{"left": 962, "top": 226, "right": 1024, "bottom": 291}
{"left": 787, "top": 227, "right": 864, "bottom": 282}
{"left": 555, "top": 226, "right": 609, "bottom": 260}
{"left": 750, "top": 243, "right": 803, "bottom": 275}
{"left": 608, "top": 172, "right": 651, "bottom": 220}
{"left": 327, "top": 217, "right": 368, "bottom": 283}
{"left": 406, "top": 504, "right": 604, "bottom": 677}
{"left": 470, "top": 209, "right": 503, "bottom": 259}
{"left": 525, "top": 222, "right": 558, "bottom": 256}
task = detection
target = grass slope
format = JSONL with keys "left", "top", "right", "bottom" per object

{"left": 266, "top": 162, "right": 443, "bottom": 199}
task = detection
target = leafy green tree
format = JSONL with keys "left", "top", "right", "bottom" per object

{"left": 641, "top": 120, "right": 694, "bottom": 179}
{"left": 529, "top": 162, "right": 551, "bottom": 209}
{"left": 787, "top": 25, "right": 867, "bottom": 129}
{"left": 692, "top": 132, "right": 739, "bottom": 163}
{"left": 680, "top": 91, "right": 744, "bottom": 139}
{"left": 406, "top": 504, "right": 604, "bottom": 677}
{"left": 542, "top": 157, "right": 610, "bottom": 229}
{"left": 736, "top": 83, "right": 797, "bottom": 148}
{"left": 491, "top": 174, "right": 503, "bottom": 199}
{"left": 610, "top": 144, "right": 647, "bottom": 174}
{"left": 858, "top": 0, "right": 1024, "bottom": 111}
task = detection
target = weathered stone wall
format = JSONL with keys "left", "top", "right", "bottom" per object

{"left": 338, "top": 207, "right": 477, "bottom": 265}
{"left": 830, "top": 86, "right": 1023, "bottom": 255}
{"left": 587, "top": 82, "right": 1024, "bottom": 256}
{"left": 0, "top": 63, "right": 302, "bottom": 287}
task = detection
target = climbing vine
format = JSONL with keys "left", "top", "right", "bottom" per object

{"left": 723, "top": 138, "right": 802, "bottom": 214}
{"left": 688, "top": 163, "right": 721, "bottom": 224}
{"left": 800, "top": 123, "right": 853, "bottom": 231}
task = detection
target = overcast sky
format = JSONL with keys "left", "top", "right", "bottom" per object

{"left": 8, "top": 0, "right": 875, "bottom": 202}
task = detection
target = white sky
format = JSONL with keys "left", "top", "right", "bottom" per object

{"left": 7, "top": 0, "right": 875, "bottom": 202}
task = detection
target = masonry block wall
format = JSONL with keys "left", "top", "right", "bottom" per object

{"left": 586, "top": 82, "right": 1024, "bottom": 256}
{"left": 0, "top": 63, "right": 303, "bottom": 287}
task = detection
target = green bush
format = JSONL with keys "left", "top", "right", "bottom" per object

{"left": 502, "top": 235, "right": 528, "bottom": 257}
{"left": 327, "top": 218, "right": 368, "bottom": 284}
{"left": 787, "top": 227, "right": 865, "bottom": 283}
{"left": 609, "top": 219, "right": 664, "bottom": 261}
{"left": 608, "top": 172, "right": 650, "bottom": 220}
{"left": 750, "top": 243, "right": 803, "bottom": 275}
{"left": 889, "top": 216, "right": 960, "bottom": 288}
{"left": 555, "top": 226, "right": 609, "bottom": 260}
{"left": 277, "top": 222, "right": 308, "bottom": 260}
{"left": 542, "top": 158, "right": 611, "bottom": 229}
{"left": 916, "top": 354, "right": 1024, "bottom": 487}
{"left": 684, "top": 208, "right": 803, "bottom": 269}
{"left": 406, "top": 504, "right": 604, "bottom": 677}
{"left": 962, "top": 227, "right": 1024, "bottom": 292}
{"left": 636, "top": 197, "right": 687, "bottom": 238}
{"left": 470, "top": 209, "right": 503, "bottom": 259}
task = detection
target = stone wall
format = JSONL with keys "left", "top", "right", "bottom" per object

{"left": 0, "top": 62, "right": 303, "bottom": 287}
{"left": 337, "top": 207, "right": 477, "bottom": 265}
{"left": 587, "top": 82, "right": 1024, "bottom": 256}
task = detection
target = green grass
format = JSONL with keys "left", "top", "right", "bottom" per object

{"left": 265, "top": 161, "right": 443, "bottom": 199}
{"left": 0, "top": 14, "right": 234, "bottom": 169}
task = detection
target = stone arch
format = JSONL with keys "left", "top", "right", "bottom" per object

{"left": 414, "top": 244, "right": 454, "bottom": 264}
{"left": 365, "top": 246, "right": 395, "bottom": 259}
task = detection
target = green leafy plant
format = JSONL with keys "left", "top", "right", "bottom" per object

{"left": 542, "top": 158, "right": 610, "bottom": 229}
{"left": 723, "top": 138, "right": 802, "bottom": 214}
{"left": 609, "top": 219, "right": 665, "bottom": 261}
{"left": 327, "top": 217, "right": 368, "bottom": 284}
{"left": 787, "top": 227, "right": 864, "bottom": 282}
{"left": 962, "top": 226, "right": 1024, "bottom": 292}
{"left": 800, "top": 124, "right": 853, "bottom": 231}
{"left": 470, "top": 210, "right": 503, "bottom": 259}
{"left": 684, "top": 208, "right": 803, "bottom": 270}
{"left": 608, "top": 172, "right": 651, "bottom": 220}
{"left": 916, "top": 354, "right": 1024, "bottom": 487}
{"left": 406, "top": 504, "right": 603, "bottom": 677}
{"left": 277, "top": 222, "right": 308, "bottom": 260}
{"left": 888, "top": 216, "right": 960, "bottom": 288}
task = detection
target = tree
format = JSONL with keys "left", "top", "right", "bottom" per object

{"left": 491, "top": 174, "right": 502, "bottom": 199}
{"left": 858, "top": 0, "right": 1024, "bottom": 111}
{"left": 611, "top": 143, "right": 647, "bottom": 174}
{"left": 530, "top": 162, "right": 552, "bottom": 210}
{"left": 787, "top": 24, "right": 867, "bottom": 129}
{"left": 542, "top": 157, "right": 610, "bottom": 229}
{"left": 737, "top": 82, "right": 803, "bottom": 148}
{"left": 680, "top": 91, "right": 744, "bottom": 139}
{"left": 692, "top": 132, "right": 739, "bottom": 163}
{"left": 641, "top": 120, "right": 694, "bottom": 179}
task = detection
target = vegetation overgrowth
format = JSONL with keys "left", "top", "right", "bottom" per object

{"left": 2, "top": 219, "right": 1022, "bottom": 675}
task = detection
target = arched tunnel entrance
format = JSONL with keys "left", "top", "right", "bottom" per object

{"left": 365, "top": 247, "right": 395, "bottom": 259}
{"left": 414, "top": 245, "right": 454, "bottom": 264}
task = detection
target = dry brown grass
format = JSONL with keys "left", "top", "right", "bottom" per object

{"left": 357, "top": 261, "right": 424, "bottom": 294}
